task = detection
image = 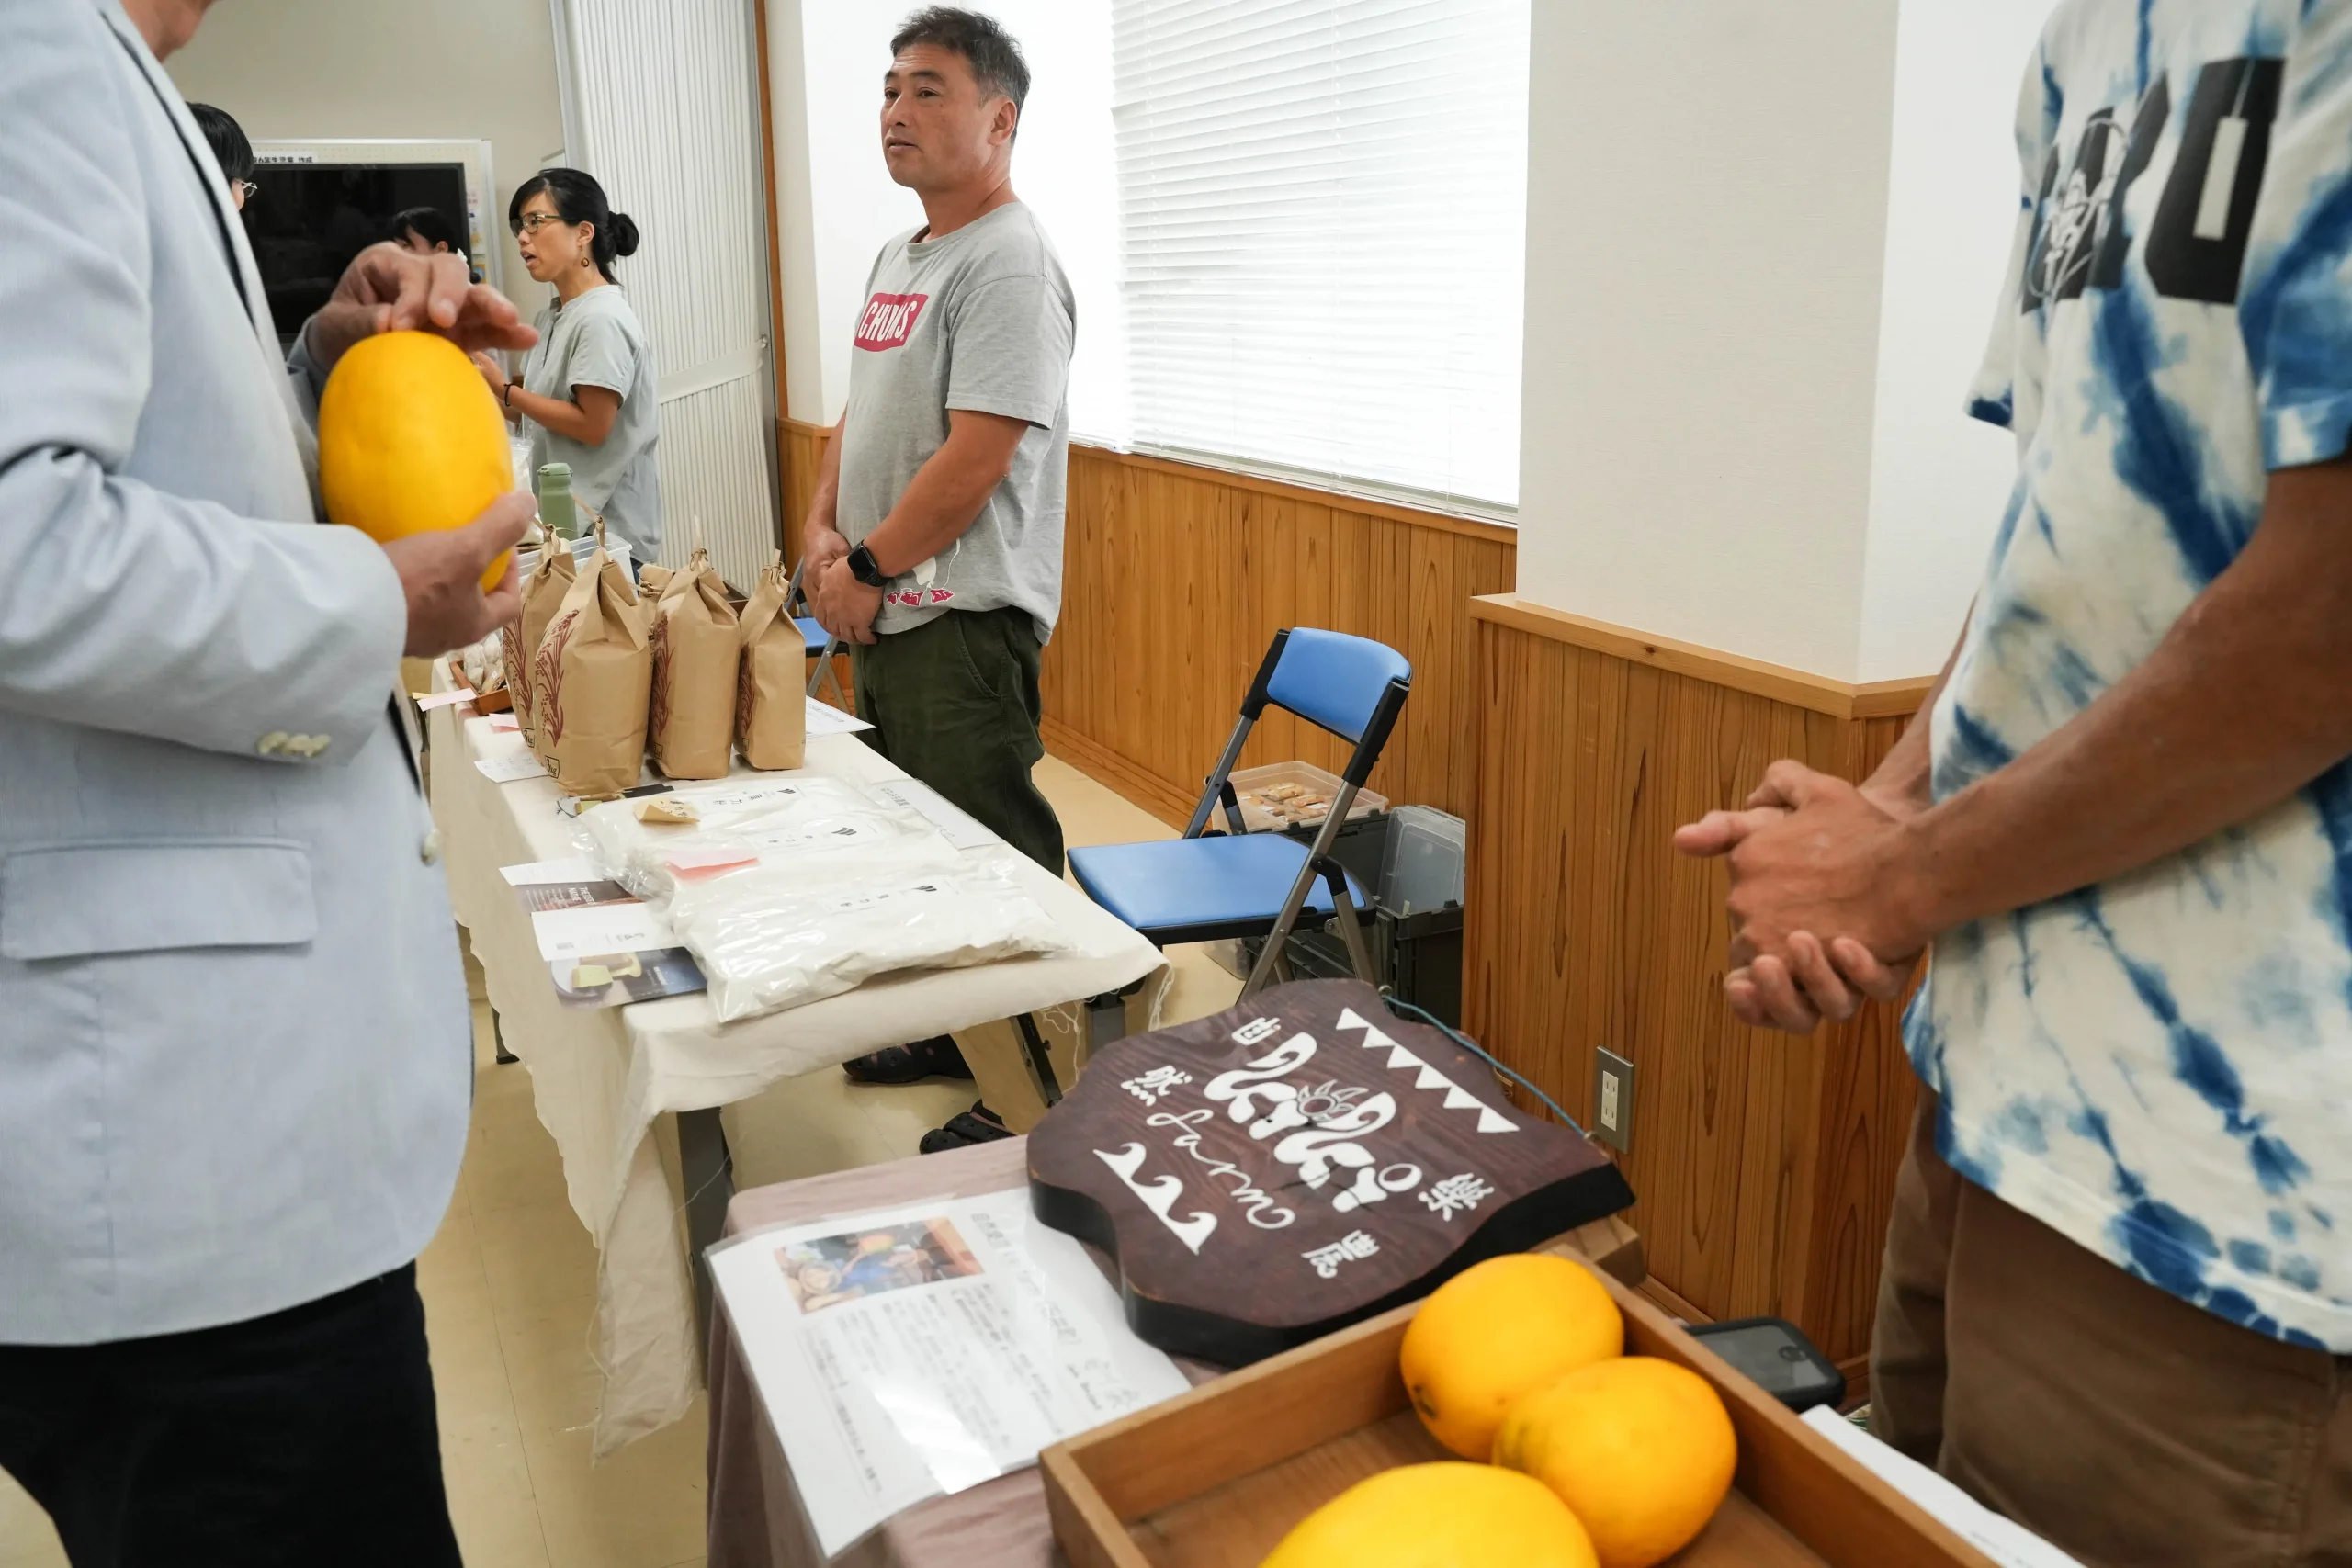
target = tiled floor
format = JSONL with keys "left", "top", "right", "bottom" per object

{"left": 0, "top": 752, "right": 1236, "bottom": 1567}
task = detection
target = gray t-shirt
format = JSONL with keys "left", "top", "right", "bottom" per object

{"left": 836, "top": 203, "right": 1074, "bottom": 643}
{"left": 522, "top": 283, "right": 662, "bottom": 560}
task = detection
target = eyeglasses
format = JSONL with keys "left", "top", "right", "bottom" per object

{"left": 235, "top": 181, "right": 258, "bottom": 201}
{"left": 510, "top": 212, "right": 573, "bottom": 237}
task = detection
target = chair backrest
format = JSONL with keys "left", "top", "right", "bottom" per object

{"left": 1254, "top": 627, "right": 1411, "bottom": 747}
{"left": 1182, "top": 626, "right": 1411, "bottom": 839}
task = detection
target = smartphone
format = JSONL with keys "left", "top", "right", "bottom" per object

{"left": 1685, "top": 1316, "right": 1846, "bottom": 1413}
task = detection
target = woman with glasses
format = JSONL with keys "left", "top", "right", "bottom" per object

{"left": 188, "top": 101, "right": 257, "bottom": 210}
{"left": 474, "top": 168, "right": 660, "bottom": 562}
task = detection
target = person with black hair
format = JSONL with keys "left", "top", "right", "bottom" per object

{"left": 801, "top": 7, "right": 1075, "bottom": 1102}
{"left": 187, "top": 100, "right": 254, "bottom": 210}
{"left": 473, "top": 167, "right": 660, "bottom": 559}
{"left": 390, "top": 205, "right": 475, "bottom": 282}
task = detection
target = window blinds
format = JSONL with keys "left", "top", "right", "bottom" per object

{"left": 1110, "top": 0, "right": 1531, "bottom": 513}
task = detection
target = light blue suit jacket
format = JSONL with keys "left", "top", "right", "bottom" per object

{"left": 0, "top": 0, "right": 472, "bottom": 1341}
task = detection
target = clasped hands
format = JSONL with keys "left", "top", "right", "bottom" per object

{"left": 803, "top": 525, "right": 885, "bottom": 646}
{"left": 1671, "top": 761, "right": 1934, "bottom": 1033}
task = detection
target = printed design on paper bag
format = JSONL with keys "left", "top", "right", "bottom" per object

{"left": 501, "top": 622, "right": 531, "bottom": 722}
{"left": 1303, "top": 1229, "right": 1379, "bottom": 1280}
{"left": 775, "top": 1217, "right": 980, "bottom": 1315}
{"left": 735, "top": 650, "right": 757, "bottom": 741}
{"left": 534, "top": 610, "right": 580, "bottom": 744}
{"left": 648, "top": 612, "right": 673, "bottom": 743}
{"left": 852, "top": 291, "right": 929, "bottom": 352}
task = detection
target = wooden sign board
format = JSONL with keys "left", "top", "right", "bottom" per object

{"left": 1029, "top": 978, "right": 1635, "bottom": 1365}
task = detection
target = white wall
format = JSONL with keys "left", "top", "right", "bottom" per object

{"left": 1856, "top": 0, "right": 2055, "bottom": 680}
{"left": 168, "top": 0, "right": 567, "bottom": 323}
{"left": 767, "top": 0, "right": 1126, "bottom": 436}
{"left": 1511, "top": 0, "right": 1903, "bottom": 681}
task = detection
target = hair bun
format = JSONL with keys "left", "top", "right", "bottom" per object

{"left": 609, "top": 212, "right": 641, "bottom": 257}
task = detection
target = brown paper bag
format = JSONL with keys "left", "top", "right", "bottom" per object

{"left": 636, "top": 562, "right": 673, "bottom": 601}
{"left": 649, "top": 547, "right": 741, "bottom": 779}
{"left": 509, "top": 544, "right": 575, "bottom": 760}
{"left": 735, "top": 553, "right": 807, "bottom": 772}
{"left": 532, "top": 547, "right": 650, "bottom": 795}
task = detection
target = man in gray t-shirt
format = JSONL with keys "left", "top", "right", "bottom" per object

{"left": 805, "top": 7, "right": 1074, "bottom": 1099}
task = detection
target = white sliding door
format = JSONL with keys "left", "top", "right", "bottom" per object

{"left": 553, "top": 0, "right": 779, "bottom": 589}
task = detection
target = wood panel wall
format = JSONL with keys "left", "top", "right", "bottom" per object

{"left": 778, "top": 419, "right": 1516, "bottom": 827}
{"left": 777, "top": 415, "right": 1931, "bottom": 1369}
{"left": 1464, "top": 596, "right": 1929, "bottom": 1370}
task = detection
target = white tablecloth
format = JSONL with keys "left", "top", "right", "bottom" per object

{"left": 425, "top": 694, "right": 1167, "bottom": 1453}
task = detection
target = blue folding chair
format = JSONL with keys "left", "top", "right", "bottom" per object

{"left": 1069, "top": 627, "right": 1411, "bottom": 998}
{"left": 782, "top": 556, "right": 851, "bottom": 707}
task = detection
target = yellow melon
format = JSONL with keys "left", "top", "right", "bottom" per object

{"left": 318, "top": 330, "right": 514, "bottom": 590}
{"left": 1260, "top": 1461, "right": 1597, "bottom": 1568}
{"left": 1494, "top": 1357, "right": 1737, "bottom": 1568}
{"left": 1398, "top": 1254, "right": 1623, "bottom": 1461}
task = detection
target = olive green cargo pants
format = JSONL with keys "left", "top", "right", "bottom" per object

{"left": 852, "top": 606, "right": 1065, "bottom": 876}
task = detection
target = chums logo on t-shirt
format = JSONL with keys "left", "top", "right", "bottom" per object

{"left": 853, "top": 292, "right": 929, "bottom": 351}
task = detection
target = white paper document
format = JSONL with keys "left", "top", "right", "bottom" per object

{"left": 502, "top": 856, "right": 603, "bottom": 887}
{"left": 413, "top": 686, "right": 477, "bottom": 712}
{"left": 709, "top": 1189, "right": 1189, "bottom": 1557}
{"left": 806, "top": 698, "right": 876, "bottom": 737}
{"left": 1800, "top": 1408, "right": 2083, "bottom": 1568}
{"left": 865, "top": 780, "right": 999, "bottom": 852}
{"left": 531, "top": 901, "right": 677, "bottom": 963}
{"left": 475, "top": 752, "right": 550, "bottom": 784}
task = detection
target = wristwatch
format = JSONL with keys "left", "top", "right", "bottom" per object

{"left": 845, "top": 543, "right": 889, "bottom": 589}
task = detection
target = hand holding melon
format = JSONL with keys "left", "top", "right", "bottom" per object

{"left": 319, "top": 330, "right": 532, "bottom": 654}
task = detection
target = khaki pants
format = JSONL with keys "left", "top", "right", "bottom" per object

{"left": 1873, "top": 1090, "right": 2352, "bottom": 1566}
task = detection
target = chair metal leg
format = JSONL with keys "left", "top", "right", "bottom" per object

{"left": 677, "top": 1106, "right": 735, "bottom": 1366}
{"left": 1321, "top": 861, "right": 1378, "bottom": 985}
{"left": 492, "top": 1012, "right": 518, "bottom": 1065}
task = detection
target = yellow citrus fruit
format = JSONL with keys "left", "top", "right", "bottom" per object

{"left": 1494, "top": 1357, "right": 1737, "bottom": 1568}
{"left": 1260, "top": 1461, "right": 1598, "bottom": 1568}
{"left": 318, "top": 330, "right": 513, "bottom": 591}
{"left": 1398, "top": 1254, "right": 1623, "bottom": 1460}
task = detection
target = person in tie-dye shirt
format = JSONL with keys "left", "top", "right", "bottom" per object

{"left": 1679, "top": 2, "right": 2352, "bottom": 1561}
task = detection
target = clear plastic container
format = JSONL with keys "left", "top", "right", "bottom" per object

{"left": 1379, "top": 804, "right": 1466, "bottom": 915}
{"left": 564, "top": 531, "right": 634, "bottom": 584}
{"left": 1227, "top": 761, "right": 1387, "bottom": 834}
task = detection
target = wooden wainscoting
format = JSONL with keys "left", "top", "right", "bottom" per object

{"left": 1464, "top": 595, "right": 1931, "bottom": 1367}
{"left": 1047, "top": 448, "right": 1515, "bottom": 826}
{"left": 777, "top": 418, "right": 1517, "bottom": 825}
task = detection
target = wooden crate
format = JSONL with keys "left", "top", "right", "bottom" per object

{"left": 1044, "top": 1269, "right": 1997, "bottom": 1568}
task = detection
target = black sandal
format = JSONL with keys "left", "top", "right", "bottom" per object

{"left": 917, "top": 1101, "right": 1013, "bottom": 1155}
{"left": 842, "top": 1035, "right": 974, "bottom": 1085}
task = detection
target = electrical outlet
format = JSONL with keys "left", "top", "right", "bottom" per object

{"left": 1592, "top": 1049, "right": 1634, "bottom": 1153}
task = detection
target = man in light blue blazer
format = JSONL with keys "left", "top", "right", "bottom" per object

{"left": 0, "top": 1, "right": 539, "bottom": 1560}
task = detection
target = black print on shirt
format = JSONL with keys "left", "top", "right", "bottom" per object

{"left": 2020, "top": 57, "right": 2283, "bottom": 311}
{"left": 2147, "top": 57, "right": 2284, "bottom": 302}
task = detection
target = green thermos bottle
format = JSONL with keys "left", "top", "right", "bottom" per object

{"left": 536, "top": 463, "right": 577, "bottom": 543}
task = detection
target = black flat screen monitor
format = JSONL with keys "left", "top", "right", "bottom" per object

{"left": 243, "top": 161, "right": 472, "bottom": 349}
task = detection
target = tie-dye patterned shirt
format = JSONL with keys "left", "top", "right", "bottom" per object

{"left": 1912, "top": 0, "right": 2352, "bottom": 1348}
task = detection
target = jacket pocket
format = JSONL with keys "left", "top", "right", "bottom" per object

{"left": 0, "top": 839, "right": 317, "bottom": 961}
